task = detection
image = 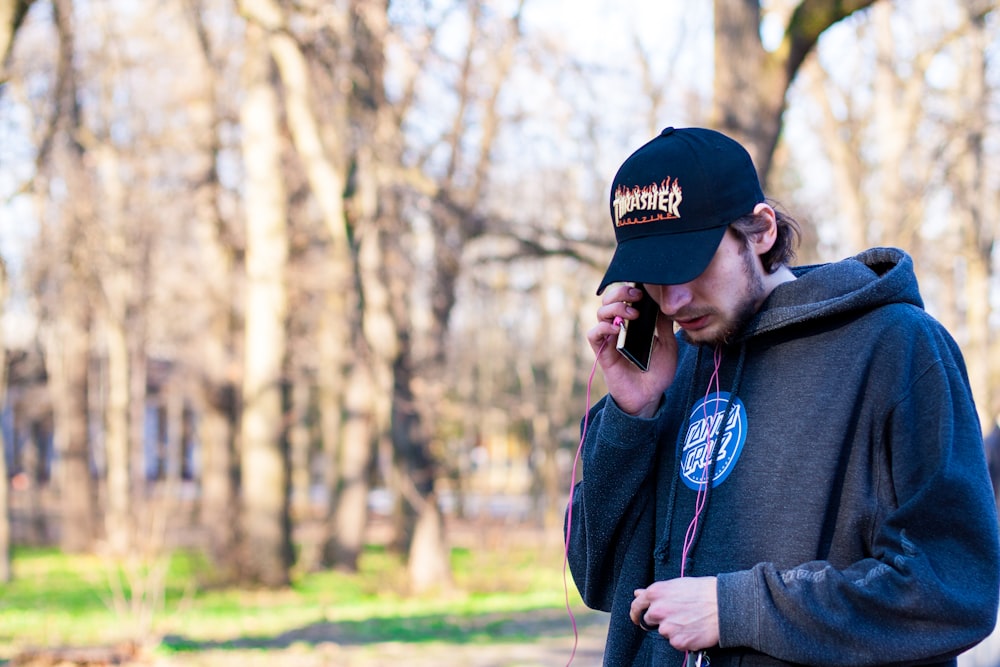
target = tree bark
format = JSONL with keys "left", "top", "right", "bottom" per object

{"left": 332, "top": 0, "right": 402, "bottom": 561}
{"left": 46, "top": 296, "right": 96, "bottom": 552}
{"left": 343, "top": 0, "right": 397, "bottom": 574}
{"left": 712, "top": 0, "right": 878, "bottom": 183}
{"left": 327, "top": 358, "right": 375, "bottom": 570}
{"left": 92, "top": 143, "right": 133, "bottom": 557}
{"left": 392, "top": 347, "right": 451, "bottom": 593}
{"left": 0, "top": 258, "right": 10, "bottom": 582}
{"left": 41, "top": 0, "right": 97, "bottom": 553}
{"left": 0, "top": 0, "right": 34, "bottom": 82}
{"left": 314, "top": 293, "right": 346, "bottom": 569}
{"left": 287, "top": 376, "right": 312, "bottom": 522}
{"left": 102, "top": 308, "right": 131, "bottom": 553}
{"left": 237, "top": 17, "right": 292, "bottom": 587}
{"left": 183, "top": 0, "right": 241, "bottom": 580}
{"left": 237, "top": 0, "right": 361, "bottom": 573}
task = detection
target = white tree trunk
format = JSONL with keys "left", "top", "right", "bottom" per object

{"left": 238, "top": 16, "right": 291, "bottom": 586}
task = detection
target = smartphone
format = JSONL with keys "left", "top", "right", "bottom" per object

{"left": 616, "top": 282, "right": 658, "bottom": 372}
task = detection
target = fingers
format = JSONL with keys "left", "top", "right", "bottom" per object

{"left": 631, "top": 578, "right": 719, "bottom": 652}
{"left": 629, "top": 590, "right": 644, "bottom": 626}
{"left": 630, "top": 588, "right": 658, "bottom": 631}
{"left": 589, "top": 284, "right": 644, "bottom": 346}
{"left": 638, "top": 614, "right": 659, "bottom": 633}
{"left": 587, "top": 284, "right": 633, "bottom": 352}
{"left": 600, "top": 283, "right": 644, "bottom": 322}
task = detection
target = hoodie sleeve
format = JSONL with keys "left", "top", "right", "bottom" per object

{"left": 717, "top": 340, "right": 1000, "bottom": 665}
{"left": 565, "top": 394, "right": 664, "bottom": 612}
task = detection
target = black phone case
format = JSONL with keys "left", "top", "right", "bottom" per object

{"left": 616, "top": 283, "right": 658, "bottom": 371}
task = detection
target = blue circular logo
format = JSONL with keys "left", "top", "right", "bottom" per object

{"left": 680, "top": 392, "right": 747, "bottom": 490}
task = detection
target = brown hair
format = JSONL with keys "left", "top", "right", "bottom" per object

{"left": 729, "top": 202, "right": 801, "bottom": 273}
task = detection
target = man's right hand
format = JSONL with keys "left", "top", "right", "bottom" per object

{"left": 587, "top": 283, "right": 678, "bottom": 418}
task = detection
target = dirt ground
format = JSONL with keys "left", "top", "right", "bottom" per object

{"left": 147, "top": 610, "right": 609, "bottom": 667}
{"left": 155, "top": 625, "right": 606, "bottom": 667}
{"left": 8, "top": 609, "right": 610, "bottom": 667}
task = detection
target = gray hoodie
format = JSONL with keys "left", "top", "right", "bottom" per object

{"left": 567, "top": 248, "right": 1000, "bottom": 666}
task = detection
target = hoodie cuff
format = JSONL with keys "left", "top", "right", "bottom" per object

{"left": 717, "top": 569, "right": 761, "bottom": 650}
{"left": 598, "top": 394, "right": 665, "bottom": 451}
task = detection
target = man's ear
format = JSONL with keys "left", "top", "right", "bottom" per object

{"left": 751, "top": 203, "right": 778, "bottom": 254}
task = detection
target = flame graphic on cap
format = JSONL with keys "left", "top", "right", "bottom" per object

{"left": 613, "top": 178, "right": 682, "bottom": 227}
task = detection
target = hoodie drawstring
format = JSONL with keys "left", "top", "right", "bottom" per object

{"left": 653, "top": 347, "right": 705, "bottom": 563}
{"left": 654, "top": 343, "right": 748, "bottom": 572}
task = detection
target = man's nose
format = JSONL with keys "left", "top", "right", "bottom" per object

{"left": 657, "top": 284, "right": 692, "bottom": 314}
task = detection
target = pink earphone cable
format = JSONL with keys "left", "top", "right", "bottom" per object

{"left": 564, "top": 324, "right": 718, "bottom": 664}
{"left": 680, "top": 345, "right": 722, "bottom": 577}
{"left": 562, "top": 328, "right": 615, "bottom": 666}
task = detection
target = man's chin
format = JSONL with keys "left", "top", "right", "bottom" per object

{"left": 680, "top": 322, "right": 739, "bottom": 347}
{"left": 680, "top": 328, "right": 723, "bottom": 346}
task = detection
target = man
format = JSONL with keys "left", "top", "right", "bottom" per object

{"left": 566, "top": 126, "right": 1000, "bottom": 666}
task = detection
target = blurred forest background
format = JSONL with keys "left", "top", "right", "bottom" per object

{"left": 0, "top": 0, "right": 998, "bottom": 608}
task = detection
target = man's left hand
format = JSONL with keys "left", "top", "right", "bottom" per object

{"left": 630, "top": 576, "right": 719, "bottom": 651}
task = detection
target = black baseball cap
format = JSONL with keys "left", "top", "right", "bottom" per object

{"left": 596, "top": 127, "right": 765, "bottom": 294}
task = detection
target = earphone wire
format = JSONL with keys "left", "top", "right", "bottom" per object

{"left": 679, "top": 344, "right": 722, "bottom": 666}
{"left": 566, "top": 335, "right": 725, "bottom": 665}
{"left": 562, "top": 334, "right": 611, "bottom": 667}
{"left": 680, "top": 344, "right": 723, "bottom": 576}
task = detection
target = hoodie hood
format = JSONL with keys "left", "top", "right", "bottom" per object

{"left": 742, "top": 247, "right": 924, "bottom": 340}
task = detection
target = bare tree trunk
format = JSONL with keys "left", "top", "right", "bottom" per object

{"left": 328, "top": 359, "right": 374, "bottom": 570}
{"left": 237, "top": 0, "right": 360, "bottom": 573}
{"left": 314, "top": 297, "right": 345, "bottom": 568}
{"left": 91, "top": 141, "right": 133, "bottom": 556}
{"left": 127, "top": 296, "right": 149, "bottom": 505}
{"left": 237, "top": 17, "right": 291, "bottom": 587}
{"left": 374, "top": 0, "right": 526, "bottom": 590}
{"left": 0, "top": 0, "right": 34, "bottom": 80}
{"left": 392, "top": 347, "right": 451, "bottom": 594}
{"left": 37, "top": 0, "right": 98, "bottom": 553}
{"left": 341, "top": 0, "right": 399, "bottom": 572}
{"left": 329, "top": 125, "right": 400, "bottom": 571}
{"left": 390, "top": 0, "right": 526, "bottom": 590}
{"left": 183, "top": 0, "right": 241, "bottom": 580}
{"left": 46, "top": 300, "right": 96, "bottom": 552}
{"left": 0, "top": 259, "right": 11, "bottom": 582}
{"left": 102, "top": 310, "right": 131, "bottom": 554}
{"left": 712, "top": 0, "right": 878, "bottom": 182}
{"left": 288, "top": 376, "right": 312, "bottom": 521}
{"left": 197, "top": 378, "right": 238, "bottom": 577}
{"left": 711, "top": 0, "right": 774, "bottom": 173}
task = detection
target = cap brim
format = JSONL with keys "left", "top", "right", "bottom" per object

{"left": 596, "top": 224, "right": 728, "bottom": 294}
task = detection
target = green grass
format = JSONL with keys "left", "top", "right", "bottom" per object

{"left": 0, "top": 543, "right": 588, "bottom": 659}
